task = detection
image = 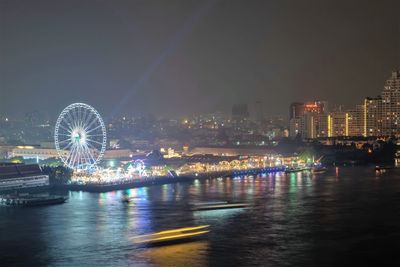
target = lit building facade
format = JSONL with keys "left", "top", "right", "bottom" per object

{"left": 328, "top": 111, "right": 348, "bottom": 137}
{"left": 9, "top": 146, "right": 66, "bottom": 160}
{"left": 289, "top": 101, "right": 329, "bottom": 139}
{"left": 289, "top": 118, "right": 302, "bottom": 137}
{"left": 0, "top": 164, "right": 49, "bottom": 192}
{"left": 289, "top": 70, "right": 400, "bottom": 139}
{"left": 346, "top": 105, "right": 364, "bottom": 137}
{"left": 364, "top": 97, "right": 382, "bottom": 137}
{"left": 381, "top": 71, "right": 400, "bottom": 136}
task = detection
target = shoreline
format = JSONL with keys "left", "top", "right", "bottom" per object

{"left": 53, "top": 166, "right": 287, "bottom": 193}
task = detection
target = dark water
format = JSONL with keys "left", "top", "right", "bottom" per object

{"left": 2, "top": 167, "right": 400, "bottom": 266}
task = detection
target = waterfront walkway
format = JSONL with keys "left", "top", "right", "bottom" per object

{"left": 59, "top": 166, "right": 287, "bottom": 192}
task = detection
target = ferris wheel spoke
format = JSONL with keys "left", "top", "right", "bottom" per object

{"left": 83, "top": 145, "right": 95, "bottom": 165}
{"left": 81, "top": 144, "right": 94, "bottom": 164}
{"left": 85, "top": 124, "right": 103, "bottom": 134}
{"left": 57, "top": 133, "right": 72, "bottom": 138}
{"left": 78, "top": 106, "right": 86, "bottom": 129}
{"left": 66, "top": 145, "right": 77, "bottom": 167}
{"left": 82, "top": 110, "right": 94, "bottom": 130}
{"left": 80, "top": 108, "right": 88, "bottom": 129}
{"left": 68, "top": 145, "right": 77, "bottom": 165}
{"left": 83, "top": 108, "right": 91, "bottom": 129}
{"left": 60, "top": 141, "right": 72, "bottom": 150}
{"left": 71, "top": 146, "right": 81, "bottom": 169}
{"left": 84, "top": 118, "right": 100, "bottom": 133}
{"left": 75, "top": 108, "right": 81, "bottom": 128}
{"left": 65, "top": 112, "right": 77, "bottom": 130}
{"left": 75, "top": 149, "right": 80, "bottom": 168}
{"left": 57, "top": 139, "right": 71, "bottom": 145}
{"left": 87, "top": 139, "right": 104, "bottom": 146}
{"left": 61, "top": 141, "right": 74, "bottom": 151}
{"left": 72, "top": 106, "right": 81, "bottom": 129}
{"left": 85, "top": 146, "right": 98, "bottom": 164}
{"left": 78, "top": 145, "right": 86, "bottom": 164}
{"left": 77, "top": 106, "right": 83, "bottom": 128}
{"left": 87, "top": 134, "right": 104, "bottom": 137}
{"left": 81, "top": 146, "right": 89, "bottom": 167}
{"left": 77, "top": 145, "right": 84, "bottom": 168}
{"left": 85, "top": 141, "right": 99, "bottom": 152}
{"left": 71, "top": 105, "right": 78, "bottom": 122}
{"left": 85, "top": 111, "right": 101, "bottom": 130}
{"left": 58, "top": 123, "right": 72, "bottom": 133}
{"left": 81, "top": 147, "right": 91, "bottom": 166}
{"left": 58, "top": 124, "right": 72, "bottom": 133}
{"left": 66, "top": 109, "right": 76, "bottom": 127}
{"left": 86, "top": 144, "right": 102, "bottom": 163}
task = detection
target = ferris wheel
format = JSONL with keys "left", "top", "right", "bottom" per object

{"left": 54, "top": 103, "right": 107, "bottom": 170}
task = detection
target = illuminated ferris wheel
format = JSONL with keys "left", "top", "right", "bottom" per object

{"left": 54, "top": 103, "right": 107, "bottom": 170}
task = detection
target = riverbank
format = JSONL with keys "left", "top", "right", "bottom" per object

{"left": 54, "top": 166, "right": 287, "bottom": 192}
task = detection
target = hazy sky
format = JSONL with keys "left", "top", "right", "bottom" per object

{"left": 1, "top": 0, "right": 399, "bottom": 119}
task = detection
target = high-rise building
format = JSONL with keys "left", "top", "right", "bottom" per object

{"left": 289, "top": 71, "right": 400, "bottom": 138}
{"left": 328, "top": 111, "right": 348, "bottom": 137}
{"left": 381, "top": 71, "right": 400, "bottom": 136}
{"left": 364, "top": 97, "right": 382, "bottom": 137}
{"left": 231, "top": 104, "right": 249, "bottom": 122}
{"left": 303, "top": 101, "right": 328, "bottom": 114}
{"left": 289, "top": 101, "right": 328, "bottom": 139}
{"left": 289, "top": 102, "right": 304, "bottom": 120}
{"left": 345, "top": 104, "right": 364, "bottom": 136}
{"left": 302, "top": 113, "right": 316, "bottom": 139}
{"left": 289, "top": 118, "right": 302, "bottom": 137}
{"left": 315, "top": 114, "right": 329, "bottom": 138}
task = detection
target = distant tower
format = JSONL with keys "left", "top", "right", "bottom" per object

{"left": 289, "top": 102, "right": 304, "bottom": 119}
{"left": 255, "top": 101, "right": 263, "bottom": 122}
{"left": 231, "top": 104, "right": 249, "bottom": 122}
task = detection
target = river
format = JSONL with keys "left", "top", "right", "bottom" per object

{"left": 1, "top": 166, "right": 400, "bottom": 266}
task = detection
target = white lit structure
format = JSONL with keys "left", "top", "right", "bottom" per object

{"left": 9, "top": 146, "right": 67, "bottom": 160}
{"left": 54, "top": 103, "right": 107, "bottom": 170}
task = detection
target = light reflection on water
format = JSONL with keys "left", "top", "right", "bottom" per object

{"left": 137, "top": 241, "right": 209, "bottom": 267}
{"left": 2, "top": 167, "right": 400, "bottom": 266}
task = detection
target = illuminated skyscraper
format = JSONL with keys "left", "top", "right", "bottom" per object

{"left": 289, "top": 102, "right": 304, "bottom": 120}
{"left": 289, "top": 101, "right": 328, "bottom": 138}
{"left": 364, "top": 97, "right": 382, "bottom": 137}
{"left": 303, "top": 101, "right": 328, "bottom": 114}
{"left": 381, "top": 71, "right": 400, "bottom": 136}
{"left": 328, "top": 111, "right": 348, "bottom": 137}
{"left": 289, "top": 71, "right": 400, "bottom": 139}
{"left": 346, "top": 105, "right": 364, "bottom": 136}
{"left": 289, "top": 118, "right": 302, "bottom": 137}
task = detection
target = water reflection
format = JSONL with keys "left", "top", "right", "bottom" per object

{"left": 3, "top": 167, "right": 399, "bottom": 266}
{"left": 138, "top": 241, "right": 209, "bottom": 267}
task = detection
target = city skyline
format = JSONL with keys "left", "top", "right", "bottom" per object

{"left": 1, "top": 0, "right": 399, "bottom": 118}
{"left": 2, "top": 2, "right": 400, "bottom": 266}
{"left": 289, "top": 70, "right": 400, "bottom": 139}
{"left": 2, "top": 69, "right": 400, "bottom": 122}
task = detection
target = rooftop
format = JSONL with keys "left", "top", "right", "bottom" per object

{"left": 0, "top": 164, "right": 43, "bottom": 180}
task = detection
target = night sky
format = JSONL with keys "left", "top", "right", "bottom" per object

{"left": 1, "top": 0, "right": 399, "bottom": 119}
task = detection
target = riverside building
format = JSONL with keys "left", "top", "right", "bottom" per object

{"left": 0, "top": 164, "right": 49, "bottom": 192}
{"left": 289, "top": 70, "right": 400, "bottom": 138}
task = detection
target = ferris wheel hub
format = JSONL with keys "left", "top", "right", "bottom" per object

{"left": 71, "top": 128, "right": 86, "bottom": 144}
